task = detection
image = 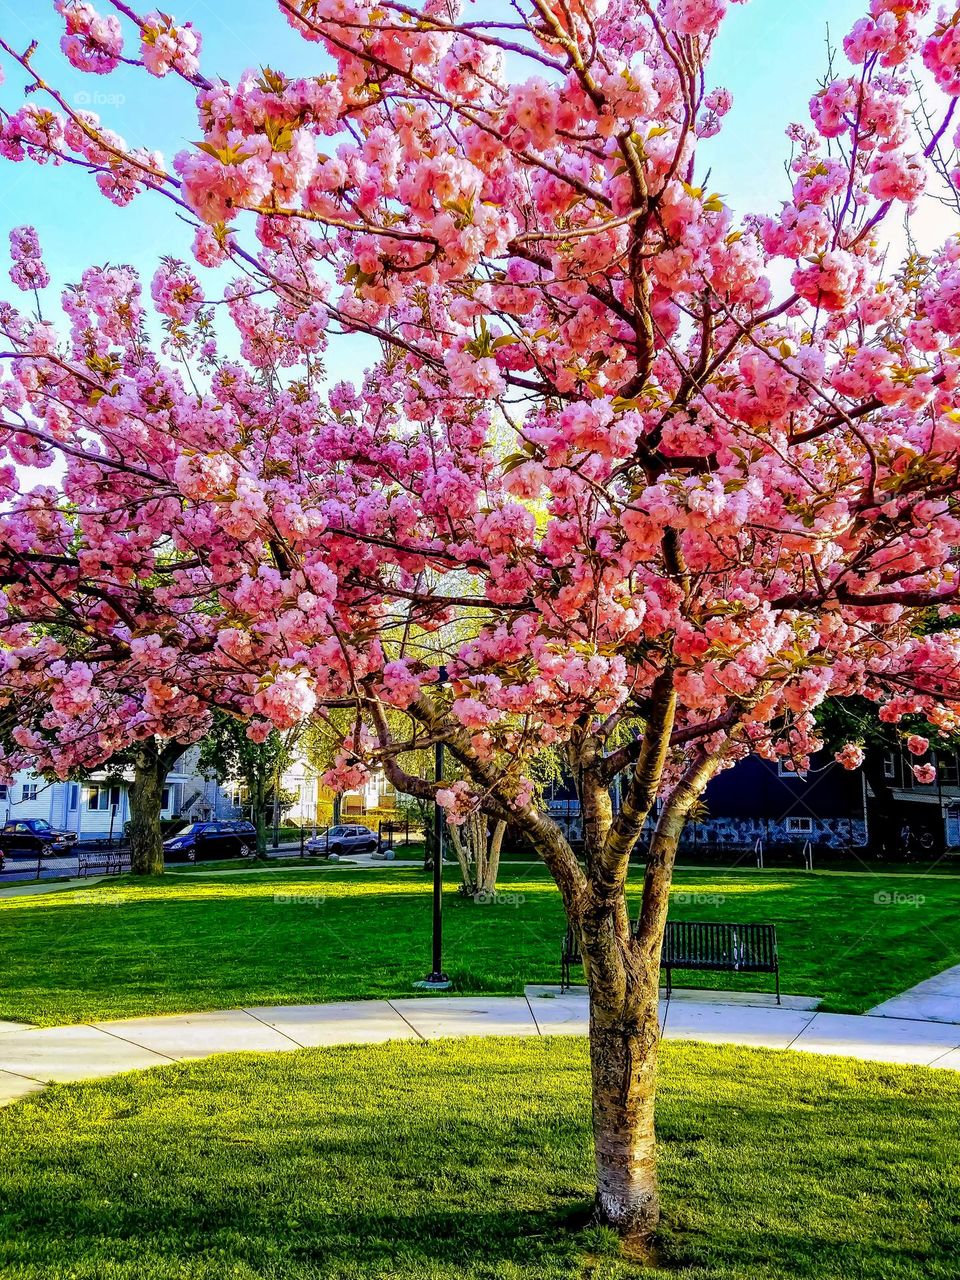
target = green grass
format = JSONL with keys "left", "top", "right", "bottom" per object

{"left": 0, "top": 1037, "right": 957, "bottom": 1278}
{"left": 1, "top": 864, "right": 958, "bottom": 1026}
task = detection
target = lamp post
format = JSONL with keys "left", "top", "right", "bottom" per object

{"left": 414, "top": 737, "right": 451, "bottom": 989}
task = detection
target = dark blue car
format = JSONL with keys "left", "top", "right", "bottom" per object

{"left": 162, "top": 820, "right": 257, "bottom": 863}
{"left": 0, "top": 818, "right": 77, "bottom": 863}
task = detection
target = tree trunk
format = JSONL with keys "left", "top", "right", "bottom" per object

{"left": 579, "top": 748, "right": 722, "bottom": 1251}
{"left": 480, "top": 819, "right": 506, "bottom": 895}
{"left": 447, "top": 820, "right": 474, "bottom": 892}
{"left": 589, "top": 986, "right": 661, "bottom": 1248}
{"left": 128, "top": 739, "right": 166, "bottom": 876}
{"left": 250, "top": 772, "right": 269, "bottom": 857}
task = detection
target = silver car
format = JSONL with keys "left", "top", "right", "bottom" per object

{"left": 305, "top": 824, "right": 379, "bottom": 857}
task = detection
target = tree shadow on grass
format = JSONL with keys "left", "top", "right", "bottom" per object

{"left": 0, "top": 1040, "right": 958, "bottom": 1278}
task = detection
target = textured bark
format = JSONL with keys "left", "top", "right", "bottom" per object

{"left": 589, "top": 989, "right": 661, "bottom": 1246}
{"left": 249, "top": 770, "right": 269, "bottom": 857}
{"left": 580, "top": 748, "right": 724, "bottom": 1248}
{"left": 447, "top": 819, "right": 473, "bottom": 888}
{"left": 480, "top": 819, "right": 506, "bottom": 895}
{"left": 128, "top": 738, "right": 167, "bottom": 876}
{"left": 448, "top": 812, "right": 503, "bottom": 897}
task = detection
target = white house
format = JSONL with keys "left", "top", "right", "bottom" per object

{"left": 2, "top": 743, "right": 400, "bottom": 840}
{"left": 211, "top": 753, "right": 327, "bottom": 827}
{"left": 0, "top": 746, "right": 207, "bottom": 839}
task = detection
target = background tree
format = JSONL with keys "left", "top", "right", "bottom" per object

{"left": 7, "top": 0, "right": 960, "bottom": 1255}
{"left": 199, "top": 713, "right": 297, "bottom": 856}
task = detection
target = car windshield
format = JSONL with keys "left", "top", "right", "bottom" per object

{"left": 30, "top": 819, "right": 52, "bottom": 832}
{"left": 169, "top": 824, "right": 201, "bottom": 838}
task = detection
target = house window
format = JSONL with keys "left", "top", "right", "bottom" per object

{"left": 786, "top": 816, "right": 814, "bottom": 834}
{"left": 161, "top": 788, "right": 171, "bottom": 810}
{"left": 939, "top": 753, "right": 959, "bottom": 787}
{"left": 777, "top": 760, "right": 808, "bottom": 781}
{"left": 69, "top": 784, "right": 79, "bottom": 811}
{"left": 21, "top": 783, "right": 38, "bottom": 802}
{"left": 883, "top": 751, "right": 897, "bottom": 780}
{"left": 86, "top": 785, "right": 121, "bottom": 812}
{"left": 0, "top": 785, "right": 8, "bottom": 802}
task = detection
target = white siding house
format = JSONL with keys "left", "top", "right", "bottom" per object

{"left": 211, "top": 753, "right": 327, "bottom": 826}
{"left": 1, "top": 746, "right": 208, "bottom": 839}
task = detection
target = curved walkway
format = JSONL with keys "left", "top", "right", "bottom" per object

{"left": 2, "top": 985, "right": 960, "bottom": 1108}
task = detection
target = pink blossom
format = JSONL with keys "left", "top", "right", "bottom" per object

{"left": 436, "top": 780, "right": 479, "bottom": 825}
{"left": 140, "top": 12, "right": 202, "bottom": 78}
{"left": 8, "top": 227, "right": 49, "bottom": 293}
{"left": 56, "top": 1, "right": 123, "bottom": 74}
{"left": 835, "top": 743, "right": 865, "bottom": 770}
{"left": 253, "top": 669, "right": 317, "bottom": 730}
{"left": 868, "top": 152, "right": 926, "bottom": 203}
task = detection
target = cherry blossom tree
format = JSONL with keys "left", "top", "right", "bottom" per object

{"left": 0, "top": 239, "right": 320, "bottom": 871}
{"left": 7, "top": 0, "right": 960, "bottom": 1249}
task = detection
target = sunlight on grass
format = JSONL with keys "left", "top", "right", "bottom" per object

{"left": 0, "top": 1038, "right": 957, "bottom": 1279}
{"left": 1, "top": 866, "right": 958, "bottom": 1025}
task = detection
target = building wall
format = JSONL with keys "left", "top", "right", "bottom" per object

{"left": 544, "top": 753, "right": 868, "bottom": 852}
{"left": 694, "top": 755, "right": 868, "bottom": 850}
{"left": 1, "top": 757, "right": 203, "bottom": 839}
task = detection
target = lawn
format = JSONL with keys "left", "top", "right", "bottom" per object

{"left": 0, "top": 1037, "right": 957, "bottom": 1278}
{"left": 1, "top": 864, "right": 958, "bottom": 1026}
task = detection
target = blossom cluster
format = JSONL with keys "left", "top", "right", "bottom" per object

{"left": 8, "top": 226, "right": 50, "bottom": 293}
{"left": 2, "top": 0, "right": 960, "bottom": 818}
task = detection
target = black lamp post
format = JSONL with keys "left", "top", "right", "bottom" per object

{"left": 414, "top": 722, "right": 451, "bottom": 990}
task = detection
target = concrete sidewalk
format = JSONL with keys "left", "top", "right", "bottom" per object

{"left": 868, "top": 961, "right": 960, "bottom": 1024}
{"left": 2, "top": 986, "right": 960, "bottom": 1108}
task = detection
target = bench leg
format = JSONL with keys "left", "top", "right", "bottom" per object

{"left": 775, "top": 966, "right": 781, "bottom": 1006}
{"left": 665, "top": 966, "right": 672, "bottom": 1001}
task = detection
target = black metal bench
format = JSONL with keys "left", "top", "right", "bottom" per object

{"left": 77, "top": 848, "right": 131, "bottom": 877}
{"left": 561, "top": 920, "right": 780, "bottom": 1003}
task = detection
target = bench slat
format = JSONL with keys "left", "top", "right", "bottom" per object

{"left": 561, "top": 919, "right": 780, "bottom": 1003}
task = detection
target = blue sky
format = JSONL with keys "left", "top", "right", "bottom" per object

{"left": 0, "top": 0, "right": 872, "bottom": 293}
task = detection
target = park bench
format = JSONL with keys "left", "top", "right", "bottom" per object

{"left": 77, "top": 848, "right": 131, "bottom": 877}
{"left": 561, "top": 919, "right": 780, "bottom": 1003}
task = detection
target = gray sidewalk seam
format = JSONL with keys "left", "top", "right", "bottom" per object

{"left": 386, "top": 1000, "right": 428, "bottom": 1041}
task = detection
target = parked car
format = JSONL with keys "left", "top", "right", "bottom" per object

{"left": 162, "top": 820, "right": 256, "bottom": 863}
{"left": 305, "top": 824, "right": 379, "bottom": 857}
{"left": 0, "top": 818, "right": 78, "bottom": 860}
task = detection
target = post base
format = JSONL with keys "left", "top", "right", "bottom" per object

{"left": 413, "top": 974, "right": 452, "bottom": 990}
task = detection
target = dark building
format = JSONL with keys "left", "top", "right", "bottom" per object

{"left": 543, "top": 746, "right": 960, "bottom": 861}
{"left": 871, "top": 746, "right": 960, "bottom": 855}
{"left": 545, "top": 754, "right": 868, "bottom": 860}
{"left": 686, "top": 755, "right": 867, "bottom": 858}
